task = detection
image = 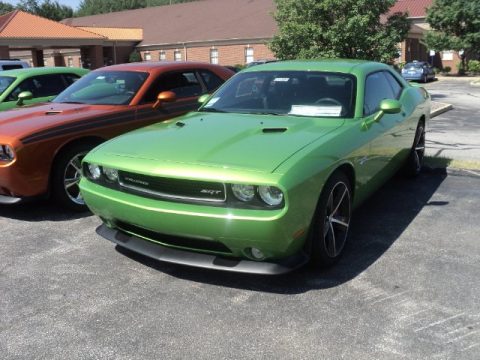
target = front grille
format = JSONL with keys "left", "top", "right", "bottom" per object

{"left": 118, "top": 171, "right": 226, "bottom": 203}
{"left": 115, "top": 220, "right": 232, "bottom": 254}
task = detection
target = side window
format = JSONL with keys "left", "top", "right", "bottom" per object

{"left": 199, "top": 70, "right": 224, "bottom": 92}
{"left": 142, "top": 71, "right": 203, "bottom": 103}
{"left": 383, "top": 71, "right": 403, "bottom": 99}
{"left": 363, "top": 72, "right": 395, "bottom": 115}
{"left": 6, "top": 79, "right": 35, "bottom": 101}
{"left": 63, "top": 73, "right": 81, "bottom": 86}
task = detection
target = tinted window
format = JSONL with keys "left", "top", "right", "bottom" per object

{"left": 0, "top": 76, "right": 15, "bottom": 96}
{"left": 63, "top": 73, "right": 81, "bottom": 86}
{"left": 142, "top": 71, "right": 203, "bottom": 103}
{"left": 199, "top": 70, "right": 224, "bottom": 92}
{"left": 364, "top": 72, "right": 396, "bottom": 115}
{"left": 1, "top": 65, "right": 24, "bottom": 70}
{"left": 201, "top": 71, "right": 356, "bottom": 118}
{"left": 383, "top": 71, "right": 403, "bottom": 99}
{"left": 7, "top": 74, "right": 67, "bottom": 101}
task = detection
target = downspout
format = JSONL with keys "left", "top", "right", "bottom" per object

{"left": 183, "top": 42, "right": 187, "bottom": 61}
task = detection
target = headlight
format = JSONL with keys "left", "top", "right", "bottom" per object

{"left": 258, "top": 186, "right": 284, "bottom": 206}
{"left": 87, "top": 163, "right": 102, "bottom": 180}
{"left": 231, "top": 184, "right": 255, "bottom": 202}
{"left": 103, "top": 167, "right": 118, "bottom": 182}
{"left": 0, "top": 144, "right": 15, "bottom": 162}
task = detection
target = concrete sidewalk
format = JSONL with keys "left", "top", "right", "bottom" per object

{"left": 424, "top": 78, "right": 480, "bottom": 172}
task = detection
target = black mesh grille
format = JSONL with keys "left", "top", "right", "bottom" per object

{"left": 118, "top": 171, "right": 226, "bottom": 202}
{"left": 115, "top": 220, "right": 232, "bottom": 254}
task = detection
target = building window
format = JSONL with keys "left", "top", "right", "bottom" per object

{"left": 174, "top": 50, "right": 182, "bottom": 61}
{"left": 159, "top": 51, "right": 166, "bottom": 61}
{"left": 442, "top": 50, "right": 454, "bottom": 61}
{"left": 245, "top": 47, "right": 254, "bottom": 64}
{"left": 144, "top": 51, "right": 152, "bottom": 61}
{"left": 67, "top": 57, "right": 73, "bottom": 67}
{"left": 210, "top": 48, "right": 219, "bottom": 64}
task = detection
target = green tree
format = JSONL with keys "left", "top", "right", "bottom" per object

{"left": 17, "top": 0, "right": 73, "bottom": 20}
{"left": 424, "top": 0, "right": 480, "bottom": 74}
{"left": 270, "top": 0, "right": 410, "bottom": 63}
{"left": 76, "top": 0, "right": 197, "bottom": 16}
{"left": 0, "top": 2, "right": 15, "bottom": 16}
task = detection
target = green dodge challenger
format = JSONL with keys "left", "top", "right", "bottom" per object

{"left": 80, "top": 60, "right": 430, "bottom": 274}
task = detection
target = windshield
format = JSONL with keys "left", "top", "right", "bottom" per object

{"left": 200, "top": 71, "right": 356, "bottom": 117}
{"left": 0, "top": 76, "right": 15, "bottom": 97}
{"left": 52, "top": 70, "right": 148, "bottom": 105}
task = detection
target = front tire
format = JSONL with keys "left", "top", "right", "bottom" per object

{"left": 52, "top": 142, "right": 97, "bottom": 211}
{"left": 310, "top": 171, "right": 352, "bottom": 268}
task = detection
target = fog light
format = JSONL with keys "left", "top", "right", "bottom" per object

{"left": 250, "top": 247, "right": 265, "bottom": 260}
{"left": 103, "top": 167, "right": 118, "bottom": 182}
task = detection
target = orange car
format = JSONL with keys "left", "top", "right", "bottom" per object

{"left": 0, "top": 62, "right": 233, "bottom": 210}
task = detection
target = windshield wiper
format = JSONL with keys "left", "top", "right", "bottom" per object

{"left": 199, "top": 107, "right": 228, "bottom": 113}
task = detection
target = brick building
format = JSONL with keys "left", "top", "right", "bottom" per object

{"left": 3, "top": 0, "right": 461, "bottom": 70}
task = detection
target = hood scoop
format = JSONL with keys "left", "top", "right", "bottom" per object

{"left": 45, "top": 110, "right": 63, "bottom": 115}
{"left": 262, "top": 127, "right": 287, "bottom": 133}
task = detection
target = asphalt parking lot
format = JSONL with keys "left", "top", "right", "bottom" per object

{"left": 1, "top": 81, "right": 480, "bottom": 359}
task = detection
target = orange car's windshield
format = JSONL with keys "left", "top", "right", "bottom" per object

{"left": 52, "top": 71, "right": 149, "bottom": 105}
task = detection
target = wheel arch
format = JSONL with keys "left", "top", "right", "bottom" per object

{"left": 329, "top": 162, "right": 356, "bottom": 201}
{"left": 49, "top": 136, "right": 105, "bottom": 191}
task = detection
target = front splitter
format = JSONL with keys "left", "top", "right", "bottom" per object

{"left": 96, "top": 224, "right": 308, "bottom": 275}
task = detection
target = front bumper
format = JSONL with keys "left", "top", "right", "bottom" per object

{"left": 97, "top": 224, "right": 308, "bottom": 275}
{"left": 0, "top": 194, "right": 23, "bottom": 204}
{"left": 81, "top": 178, "right": 310, "bottom": 265}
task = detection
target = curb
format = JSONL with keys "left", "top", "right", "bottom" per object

{"left": 430, "top": 102, "right": 453, "bottom": 118}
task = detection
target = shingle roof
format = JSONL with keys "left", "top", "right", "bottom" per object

{"left": 0, "top": 10, "right": 104, "bottom": 39}
{"left": 63, "top": 0, "right": 277, "bottom": 46}
{"left": 389, "top": 0, "right": 433, "bottom": 18}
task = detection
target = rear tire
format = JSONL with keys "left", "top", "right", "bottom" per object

{"left": 52, "top": 142, "right": 97, "bottom": 211}
{"left": 309, "top": 171, "right": 352, "bottom": 268}
{"left": 403, "top": 121, "right": 425, "bottom": 177}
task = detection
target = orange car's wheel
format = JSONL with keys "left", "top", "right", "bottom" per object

{"left": 52, "top": 143, "right": 96, "bottom": 211}
{"left": 310, "top": 171, "right": 352, "bottom": 268}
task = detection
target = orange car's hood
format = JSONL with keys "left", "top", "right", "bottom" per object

{"left": 0, "top": 102, "right": 129, "bottom": 142}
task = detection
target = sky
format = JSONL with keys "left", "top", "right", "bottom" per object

{"left": 4, "top": 0, "right": 82, "bottom": 10}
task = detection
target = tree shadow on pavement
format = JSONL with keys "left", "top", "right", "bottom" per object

{"left": 0, "top": 199, "right": 92, "bottom": 221}
{"left": 115, "top": 169, "right": 448, "bottom": 294}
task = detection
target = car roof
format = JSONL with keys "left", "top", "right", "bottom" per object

{"left": 97, "top": 61, "right": 222, "bottom": 73}
{"left": 242, "top": 59, "right": 390, "bottom": 75}
{"left": 0, "top": 66, "right": 88, "bottom": 77}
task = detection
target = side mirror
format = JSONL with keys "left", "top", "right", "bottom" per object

{"left": 16, "top": 91, "right": 33, "bottom": 106}
{"left": 373, "top": 99, "right": 402, "bottom": 122}
{"left": 198, "top": 94, "right": 210, "bottom": 104}
{"left": 153, "top": 90, "right": 176, "bottom": 109}
{"left": 379, "top": 99, "right": 401, "bottom": 114}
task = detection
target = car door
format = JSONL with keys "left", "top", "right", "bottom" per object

{"left": 361, "top": 71, "right": 407, "bottom": 185}
{"left": 134, "top": 70, "right": 207, "bottom": 128}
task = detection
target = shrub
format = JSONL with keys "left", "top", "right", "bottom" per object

{"left": 442, "top": 66, "right": 452, "bottom": 74}
{"left": 433, "top": 67, "right": 441, "bottom": 74}
{"left": 468, "top": 60, "right": 480, "bottom": 74}
{"left": 128, "top": 50, "right": 142, "bottom": 63}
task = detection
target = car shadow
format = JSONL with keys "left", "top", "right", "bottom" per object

{"left": 0, "top": 199, "right": 92, "bottom": 221}
{"left": 115, "top": 168, "right": 448, "bottom": 294}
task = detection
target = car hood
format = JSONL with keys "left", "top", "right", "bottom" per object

{"left": 95, "top": 112, "right": 344, "bottom": 173}
{"left": 0, "top": 102, "right": 127, "bottom": 140}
